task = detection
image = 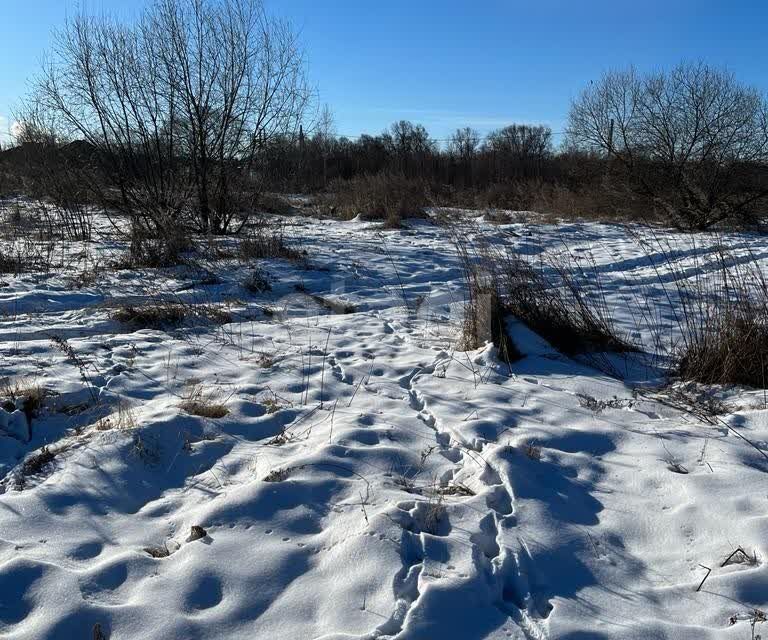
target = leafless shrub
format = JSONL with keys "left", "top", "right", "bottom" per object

{"left": 322, "top": 173, "right": 430, "bottom": 227}
{"left": 435, "top": 482, "right": 475, "bottom": 497}
{"left": 261, "top": 389, "right": 289, "bottom": 414}
{"left": 678, "top": 305, "right": 768, "bottom": 388}
{"left": 0, "top": 377, "right": 47, "bottom": 419}
{"left": 243, "top": 269, "right": 272, "bottom": 294}
{"left": 111, "top": 303, "right": 186, "bottom": 329}
{"left": 131, "top": 432, "right": 160, "bottom": 465}
{"left": 498, "top": 247, "right": 636, "bottom": 358}
{"left": 568, "top": 62, "right": 768, "bottom": 230}
{"left": 49, "top": 335, "right": 100, "bottom": 403}
{"left": 258, "top": 193, "right": 299, "bottom": 216}
{"left": 266, "top": 425, "right": 297, "bottom": 446}
{"left": 123, "top": 226, "right": 193, "bottom": 269}
{"left": 237, "top": 223, "right": 304, "bottom": 263}
{"left": 451, "top": 226, "right": 634, "bottom": 373}
{"left": 577, "top": 393, "right": 633, "bottom": 414}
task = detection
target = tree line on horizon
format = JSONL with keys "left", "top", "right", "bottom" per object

{"left": 0, "top": 0, "right": 766, "bottom": 257}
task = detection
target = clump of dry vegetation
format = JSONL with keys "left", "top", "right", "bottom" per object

{"left": 93, "top": 401, "right": 137, "bottom": 431}
{"left": 0, "top": 377, "right": 47, "bottom": 420}
{"left": 180, "top": 384, "right": 230, "bottom": 419}
{"left": 322, "top": 173, "right": 429, "bottom": 228}
{"left": 495, "top": 249, "right": 636, "bottom": 357}
{"left": 237, "top": 223, "right": 304, "bottom": 263}
{"left": 112, "top": 303, "right": 186, "bottom": 329}
{"left": 21, "top": 446, "right": 56, "bottom": 476}
{"left": 243, "top": 269, "right": 272, "bottom": 294}
{"left": 453, "top": 227, "right": 633, "bottom": 375}
{"left": 263, "top": 467, "right": 293, "bottom": 482}
{"left": 459, "top": 274, "right": 521, "bottom": 365}
{"left": 634, "top": 233, "right": 768, "bottom": 389}
{"left": 111, "top": 300, "right": 231, "bottom": 330}
{"left": 257, "top": 193, "right": 299, "bottom": 216}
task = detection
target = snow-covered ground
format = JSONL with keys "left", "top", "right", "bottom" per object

{"left": 0, "top": 210, "right": 767, "bottom": 639}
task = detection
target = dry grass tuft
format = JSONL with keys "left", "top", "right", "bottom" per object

{"left": 180, "top": 384, "right": 230, "bottom": 419}
{"left": 0, "top": 377, "right": 47, "bottom": 422}
{"left": 263, "top": 467, "right": 293, "bottom": 482}
{"left": 524, "top": 442, "right": 542, "bottom": 461}
{"left": 94, "top": 401, "right": 137, "bottom": 431}
{"left": 111, "top": 300, "right": 231, "bottom": 330}
{"left": 721, "top": 546, "right": 761, "bottom": 568}
{"left": 237, "top": 223, "right": 304, "bottom": 263}
{"left": 496, "top": 250, "right": 636, "bottom": 357}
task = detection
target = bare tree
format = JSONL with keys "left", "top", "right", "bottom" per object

{"left": 314, "top": 104, "right": 336, "bottom": 187}
{"left": 568, "top": 62, "right": 768, "bottom": 229}
{"left": 24, "top": 0, "right": 311, "bottom": 259}
{"left": 449, "top": 127, "right": 480, "bottom": 159}
{"left": 449, "top": 127, "right": 480, "bottom": 187}
{"left": 484, "top": 124, "right": 552, "bottom": 180}
{"left": 383, "top": 121, "right": 435, "bottom": 176}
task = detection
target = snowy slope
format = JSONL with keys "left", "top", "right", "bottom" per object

{"left": 0, "top": 212, "right": 766, "bottom": 639}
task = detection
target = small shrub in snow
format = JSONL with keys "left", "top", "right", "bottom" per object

{"left": 258, "top": 193, "right": 298, "bottom": 216}
{"left": 243, "top": 269, "right": 272, "bottom": 294}
{"left": 21, "top": 446, "right": 56, "bottom": 476}
{"left": 577, "top": 394, "right": 633, "bottom": 414}
{"left": 131, "top": 432, "right": 160, "bottom": 466}
{"left": 237, "top": 223, "right": 304, "bottom": 263}
{"left": 524, "top": 442, "right": 542, "bottom": 461}
{"left": 678, "top": 310, "right": 768, "bottom": 389}
{"left": 112, "top": 303, "right": 186, "bottom": 329}
{"left": 498, "top": 251, "right": 636, "bottom": 356}
{"left": 418, "top": 494, "right": 447, "bottom": 536}
{"left": 435, "top": 482, "right": 475, "bottom": 497}
{"left": 94, "top": 401, "right": 137, "bottom": 431}
{"left": 261, "top": 390, "right": 289, "bottom": 414}
{"left": 322, "top": 173, "right": 429, "bottom": 227}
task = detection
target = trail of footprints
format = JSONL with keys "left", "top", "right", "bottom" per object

{"left": 367, "top": 352, "right": 552, "bottom": 639}
{"left": 1, "top": 317, "right": 556, "bottom": 638}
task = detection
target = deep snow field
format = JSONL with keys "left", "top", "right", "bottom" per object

{"left": 0, "top": 208, "right": 767, "bottom": 639}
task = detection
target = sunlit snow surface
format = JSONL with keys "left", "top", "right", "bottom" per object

{"left": 0, "top": 209, "right": 766, "bottom": 639}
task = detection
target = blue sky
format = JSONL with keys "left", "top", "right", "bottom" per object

{"left": 2, "top": 0, "right": 768, "bottom": 145}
